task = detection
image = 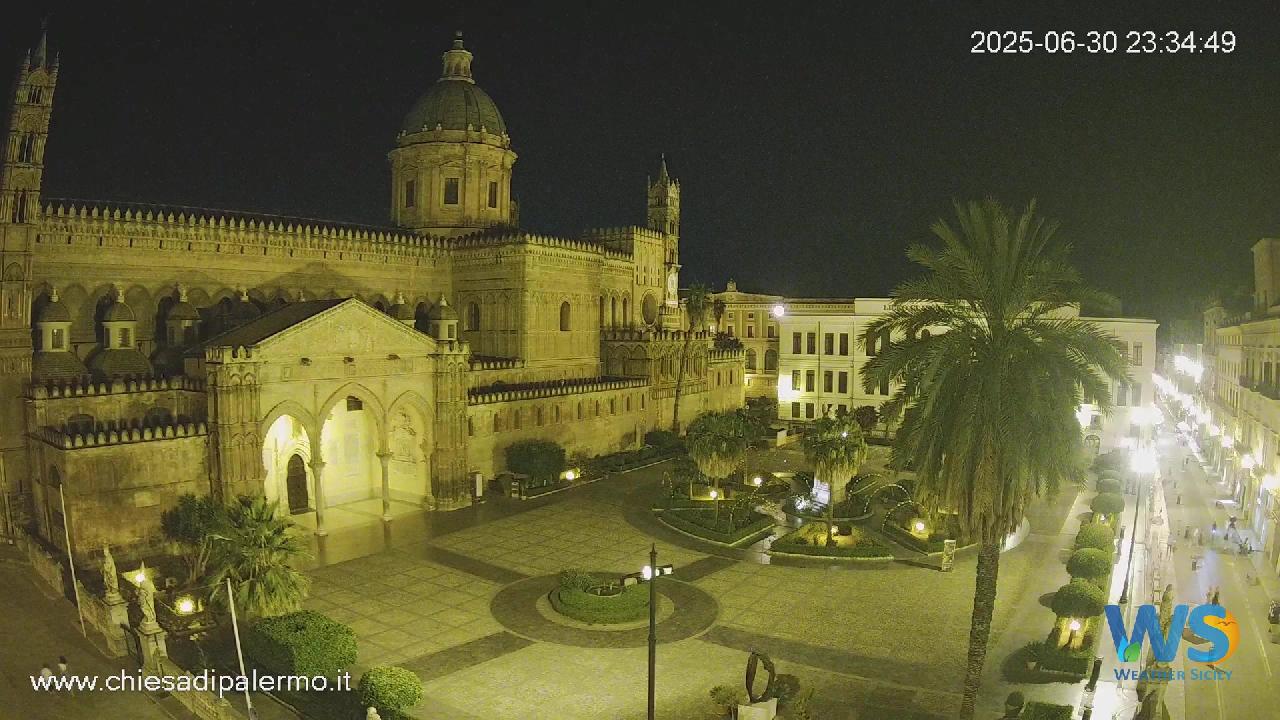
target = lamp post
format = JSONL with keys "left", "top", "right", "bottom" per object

{"left": 709, "top": 489, "right": 719, "bottom": 521}
{"left": 1120, "top": 447, "right": 1157, "bottom": 605}
{"left": 623, "top": 546, "right": 673, "bottom": 720}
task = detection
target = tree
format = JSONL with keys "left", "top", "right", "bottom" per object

{"left": 1050, "top": 578, "right": 1106, "bottom": 648}
{"left": 210, "top": 496, "right": 310, "bottom": 620}
{"left": 860, "top": 199, "right": 1128, "bottom": 719}
{"left": 1089, "top": 492, "right": 1125, "bottom": 522}
{"left": 852, "top": 405, "right": 879, "bottom": 433}
{"left": 1065, "top": 548, "right": 1111, "bottom": 585}
{"left": 740, "top": 396, "right": 778, "bottom": 440}
{"left": 685, "top": 411, "right": 749, "bottom": 491}
{"left": 711, "top": 297, "right": 726, "bottom": 330}
{"left": 800, "top": 415, "right": 868, "bottom": 543}
{"left": 505, "top": 440, "right": 566, "bottom": 486}
{"left": 672, "top": 283, "right": 711, "bottom": 433}
{"left": 161, "top": 494, "right": 226, "bottom": 586}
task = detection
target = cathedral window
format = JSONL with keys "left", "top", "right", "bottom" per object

{"left": 746, "top": 325, "right": 754, "bottom": 338}
{"left": 119, "top": 327, "right": 132, "bottom": 348}
{"left": 443, "top": 177, "right": 460, "bottom": 205}
{"left": 27, "top": 86, "right": 42, "bottom": 104}
{"left": 18, "top": 134, "right": 36, "bottom": 163}
{"left": 404, "top": 179, "right": 416, "bottom": 208}
{"left": 806, "top": 333, "right": 816, "bottom": 354}
{"left": 50, "top": 328, "right": 64, "bottom": 350}
{"left": 559, "top": 301, "right": 571, "bottom": 332}
{"left": 466, "top": 302, "right": 480, "bottom": 331}
{"left": 488, "top": 181, "right": 499, "bottom": 208}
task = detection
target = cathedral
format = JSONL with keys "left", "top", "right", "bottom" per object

{"left": 0, "top": 30, "right": 745, "bottom": 558}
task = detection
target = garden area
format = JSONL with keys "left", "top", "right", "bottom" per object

{"left": 549, "top": 569, "right": 650, "bottom": 625}
{"left": 769, "top": 522, "right": 894, "bottom": 559}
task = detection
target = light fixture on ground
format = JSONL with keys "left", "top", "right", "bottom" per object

{"left": 752, "top": 476, "right": 763, "bottom": 487}
{"left": 175, "top": 596, "right": 196, "bottom": 615}
{"left": 709, "top": 488, "right": 720, "bottom": 520}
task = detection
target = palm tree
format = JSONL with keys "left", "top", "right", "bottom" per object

{"left": 209, "top": 495, "right": 310, "bottom": 620}
{"left": 672, "top": 283, "right": 711, "bottom": 433}
{"left": 685, "top": 411, "right": 749, "bottom": 493}
{"left": 861, "top": 199, "right": 1127, "bottom": 719}
{"left": 711, "top": 297, "right": 726, "bottom": 332}
{"left": 800, "top": 415, "right": 868, "bottom": 544}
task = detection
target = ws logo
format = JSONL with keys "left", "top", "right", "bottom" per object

{"left": 1104, "top": 604, "right": 1239, "bottom": 664}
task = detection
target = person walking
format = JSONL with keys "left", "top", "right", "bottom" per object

{"left": 1211, "top": 587, "right": 1221, "bottom": 606}
{"left": 1177, "top": 493, "right": 1182, "bottom": 505}
{"left": 1195, "top": 527, "right": 1203, "bottom": 546}
{"left": 57, "top": 655, "right": 72, "bottom": 696}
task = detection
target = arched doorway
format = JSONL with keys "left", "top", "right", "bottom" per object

{"left": 285, "top": 454, "right": 309, "bottom": 513}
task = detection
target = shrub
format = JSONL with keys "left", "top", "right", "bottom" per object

{"left": 710, "top": 684, "right": 747, "bottom": 712}
{"left": 552, "top": 582, "right": 649, "bottom": 624}
{"left": 1090, "top": 492, "right": 1125, "bottom": 518}
{"left": 358, "top": 666, "right": 423, "bottom": 716}
{"left": 557, "top": 569, "right": 598, "bottom": 593}
{"left": 1073, "top": 522, "right": 1115, "bottom": 552}
{"left": 1096, "top": 477, "right": 1121, "bottom": 495}
{"left": 659, "top": 508, "right": 774, "bottom": 545}
{"left": 1006, "top": 691, "right": 1025, "bottom": 710}
{"left": 1022, "top": 701, "right": 1075, "bottom": 720}
{"left": 244, "top": 610, "right": 357, "bottom": 677}
{"left": 505, "top": 440, "right": 566, "bottom": 485}
{"left": 644, "top": 430, "right": 683, "bottom": 450}
{"left": 1066, "top": 548, "right": 1112, "bottom": 584}
{"left": 771, "top": 674, "right": 802, "bottom": 704}
{"left": 770, "top": 525, "right": 894, "bottom": 559}
{"left": 1051, "top": 578, "right": 1106, "bottom": 619}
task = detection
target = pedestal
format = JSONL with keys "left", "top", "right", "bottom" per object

{"left": 133, "top": 625, "right": 168, "bottom": 668}
{"left": 103, "top": 595, "right": 130, "bottom": 656}
{"left": 737, "top": 697, "right": 777, "bottom": 720}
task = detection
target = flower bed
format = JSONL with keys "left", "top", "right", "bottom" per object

{"left": 659, "top": 508, "right": 775, "bottom": 546}
{"left": 550, "top": 583, "right": 650, "bottom": 625}
{"left": 769, "top": 523, "right": 894, "bottom": 559}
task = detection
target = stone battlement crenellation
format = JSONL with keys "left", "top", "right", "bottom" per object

{"left": 600, "top": 328, "right": 710, "bottom": 343}
{"left": 468, "top": 376, "right": 648, "bottom": 405}
{"left": 28, "top": 375, "right": 205, "bottom": 399}
{"left": 451, "top": 230, "right": 632, "bottom": 260}
{"left": 35, "top": 420, "right": 209, "bottom": 450}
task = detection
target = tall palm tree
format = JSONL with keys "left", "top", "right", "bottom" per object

{"left": 685, "top": 411, "right": 749, "bottom": 492}
{"left": 801, "top": 415, "right": 868, "bottom": 543}
{"left": 210, "top": 496, "right": 310, "bottom": 620}
{"left": 861, "top": 199, "right": 1127, "bottom": 719}
{"left": 711, "top": 297, "right": 727, "bottom": 332}
{"left": 672, "top": 283, "right": 711, "bottom": 433}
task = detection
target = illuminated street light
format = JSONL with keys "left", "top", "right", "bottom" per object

{"left": 175, "top": 596, "right": 196, "bottom": 615}
{"left": 1068, "top": 619, "right": 1082, "bottom": 633}
{"left": 913, "top": 520, "right": 927, "bottom": 533}
{"left": 771, "top": 304, "right": 785, "bottom": 318}
{"left": 752, "top": 476, "right": 763, "bottom": 487}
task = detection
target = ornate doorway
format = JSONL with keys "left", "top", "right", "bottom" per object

{"left": 285, "top": 454, "right": 309, "bottom": 514}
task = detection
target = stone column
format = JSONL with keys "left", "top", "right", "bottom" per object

{"left": 311, "top": 458, "right": 327, "bottom": 536}
{"left": 378, "top": 451, "right": 393, "bottom": 521}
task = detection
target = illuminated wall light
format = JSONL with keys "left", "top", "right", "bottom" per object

{"left": 772, "top": 305, "right": 786, "bottom": 318}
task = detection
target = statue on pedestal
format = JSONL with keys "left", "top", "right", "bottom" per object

{"left": 137, "top": 576, "right": 158, "bottom": 631}
{"left": 102, "top": 545, "right": 121, "bottom": 602}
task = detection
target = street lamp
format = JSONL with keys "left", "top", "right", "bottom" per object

{"left": 623, "top": 546, "right": 674, "bottom": 720}
{"left": 709, "top": 489, "right": 720, "bottom": 520}
{"left": 1120, "top": 447, "right": 1157, "bottom": 604}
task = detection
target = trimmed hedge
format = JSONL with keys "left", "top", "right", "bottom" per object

{"left": 1096, "top": 477, "right": 1122, "bottom": 495}
{"left": 591, "top": 445, "right": 681, "bottom": 473}
{"left": 1022, "top": 701, "right": 1075, "bottom": 720}
{"left": 358, "top": 666, "right": 423, "bottom": 717}
{"left": 505, "top": 440, "right": 566, "bottom": 485}
{"left": 1051, "top": 578, "right": 1106, "bottom": 619}
{"left": 551, "top": 583, "right": 649, "bottom": 624}
{"left": 1074, "top": 522, "right": 1115, "bottom": 552}
{"left": 1036, "top": 643, "right": 1093, "bottom": 677}
{"left": 882, "top": 522, "right": 950, "bottom": 553}
{"left": 660, "top": 508, "right": 774, "bottom": 545}
{"left": 1090, "top": 492, "right": 1126, "bottom": 518}
{"left": 244, "top": 611, "right": 357, "bottom": 678}
{"left": 1066, "top": 548, "right": 1112, "bottom": 585}
{"left": 771, "top": 525, "right": 894, "bottom": 559}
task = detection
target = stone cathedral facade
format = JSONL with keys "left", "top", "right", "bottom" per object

{"left": 0, "top": 31, "right": 744, "bottom": 558}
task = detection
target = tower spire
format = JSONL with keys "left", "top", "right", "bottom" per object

{"left": 656, "top": 153, "right": 670, "bottom": 185}
{"left": 440, "top": 31, "right": 475, "bottom": 83}
{"left": 32, "top": 17, "right": 49, "bottom": 68}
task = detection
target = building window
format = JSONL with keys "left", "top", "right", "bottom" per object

{"left": 791, "top": 402, "right": 801, "bottom": 418}
{"left": 746, "top": 325, "right": 755, "bottom": 338}
{"left": 746, "top": 349, "right": 757, "bottom": 370}
{"left": 553, "top": 405, "right": 561, "bottom": 423}
{"left": 838, "top": 371, "right": 848, "bottom": 393}
{"left": 626, "top": 396, "right": 632, "bottom": 411}
{"left": 1132, "top": 342, "right": 1143, "bottom": 365}
{"left": 792, "top": 332, "right": 802, "bottom": 354}
{"left": 838, "top": 403, "right": 848, "bottom": 416}
{"left": 806, "top": 333, "right": 816, "bottom": 354}
{"left": 878, "top": 376, "right": 889, "bottom": 396}
{"left": 443, "top": 177, "right": 460, "bottom": 205}
{"left": 18, "top": 134, "right": 36, "bottom": 163}
{"left": 1115, "top": 382, "right": 1128, "bottom": 407}
{"left": 404, "top": 179, "right": 416, "bottom": 208}
{"left": 577, "top": 402, "right": 585, "bottom": 420}
{"left": 50, "top": 328, "right": 64, "bottom": 350}
{"left": 467, "top": 418, "right": 474, "bottom": 436}
{"left": 805, "top": 403, "right": 815, "bottom": 419}
{"left": 466, "top": 302, "right": 480, "bottom": 331}
{"left": 765, "top": 349, "right": 778, "bottom": 371}
{"left": 560, "top": 301, "right": 571, "bottom": 331}
{"left": 27, "top": 86, "right": 42, "bottom": 104}
{"left": 119, "top": 328, "right": 132, "bottom": 348}
{"left": 767, "top": 324, "right": 776, "bottom": 338}
{"left": 824, "top": 333, "right": 834, "bottom": 355}
{"left": 1130, "top": 382, "right": 1142, "bottom": 406}
{"left": 792, "top": 370, "right": 801, "bottom": 390}
{"left": 839, "top": 333, "right": 849, "bottom": 356}
{"left": 805, "top": 370, "right": 815, "bottom": 392}
{"left": 488, "top": 181, "right": 499, "bottom": 208}
{"left": 866, "top": 330, "right": 878, "bottom": 356}
{"left": 823, "top": 371, "right": 833, "bottom": 393}
{"left": 728, "top": 311, "right": 735, "bottom": 320}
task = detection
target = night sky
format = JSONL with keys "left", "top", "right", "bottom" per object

{"left": 5, "top": 1, "right": 1280, "bottom": 333}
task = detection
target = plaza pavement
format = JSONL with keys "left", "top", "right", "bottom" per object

{"left": 297, "top": 457, "right": 1081, "bottom": 720}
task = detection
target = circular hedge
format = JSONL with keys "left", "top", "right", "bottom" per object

{"left": 550, "top": 583, "right": 650, "bottom": 624}
{"left": 358, "top": 665, "right": 423, "bottom": 715}
{"left": 1096, "top": 477, "right": 1122, "bottom": 495}
{"left": 1066, "top": 548, "right": 1112, "bottom": 583}
{"left": 1074, "top": 522, "right": 1116, "bottom": 552}
{"left": 1090, "top": 492, "right": 1125, "bottom": 517}
{"left": 1051, "top": 578, "right": 1106, "bottom": 618}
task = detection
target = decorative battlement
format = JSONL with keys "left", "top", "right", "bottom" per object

{"left": 28, "top": 375, "right": 205, "bottom": 399}
{"left": 600, "top": 328, "right": 709, "bottom": 343}
{"left": 470, "top": 356, "right": 523, "bottom": 371}
{"left": 581, "top": 225, "right": 667, "bottom": 247}
{"left": 38, "top": 199, "right": 451, "bottom": 260}
{"left": 468, "top": 376, "right": 648, "bottom": 405}
{"left": 34, "top": 420, "right": 208, "bottom": 450}
{"left": 708, "top": 348, "right": 745, "bottom": 362}
{"left": 451, "top": 230, "right": 632, "bottom": 260}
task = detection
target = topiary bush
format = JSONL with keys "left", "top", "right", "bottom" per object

{"left": 1051, "top": 578, "right": 1107, "bottom": 620}
{"left": 1096, "top": 477, "right": 1121, "bottom": 495}
{"left": 1066, "top": 548, "right": 1113, "bottom": 584}
{"left": 1073, "top": 522, "right": 1115, "bottom": 552}
{"left": 244, "top": 610, "right": 357, "bottom": 677}
{"left": 505, "top": 440, "right": 566, "bottom": 486}
{"left": 710, "top": 684, "right": 747, "bottom": 714}
{"left": 1090, "top": 492, "right": 1125, "bottom": 519}
{"left": 358, "top": 666, "right": 423, "bottom": 717}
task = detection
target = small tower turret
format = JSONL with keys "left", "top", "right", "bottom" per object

{"left": 427, "top": 295, "right": 459, "bottom": 342}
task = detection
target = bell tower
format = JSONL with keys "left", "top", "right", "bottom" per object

{"left": 0, "top": 23, "right": 57, "bottom": 504}
{"left": 647, "top": 156, "right": 682, "bottom": 323}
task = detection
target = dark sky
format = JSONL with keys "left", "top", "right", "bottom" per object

{"left": 5, "top": 1, "right": 1280, "bottom": 330}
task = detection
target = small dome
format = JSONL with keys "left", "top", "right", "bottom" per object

{"left": 86, "top": 349, "right": 152, "bottom": 380}
{"left": 168, "top": 286, "right": 200, "bottom": 321}
{"left": 389, "top": 293, "right": 415, "bottom": 321}
{"left": 37, "top": 290, "right": 70, "bottom": 323}
{"left": 103, "top": 301, "right": 136, "bottom": 322}
{"left": 400, "top": 35, "right": 507, "bottom": 138}
{"left": 427, "top": 297, "right": 458, "bottom": 321}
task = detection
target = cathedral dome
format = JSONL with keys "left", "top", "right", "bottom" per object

{"left": 427, "top": 297, "right": 458, "bottom": 321}
{"left": 168, "top": 286, "right": 200, "bottom": 321}
{"left": 400, "top": 34, "right": 507, "bottom": 137}
{"left": 103, "top": 297, "right": 136, "bottom": 322}
{"left": 37, "top": 289, "right": 70, "bottom": 323}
